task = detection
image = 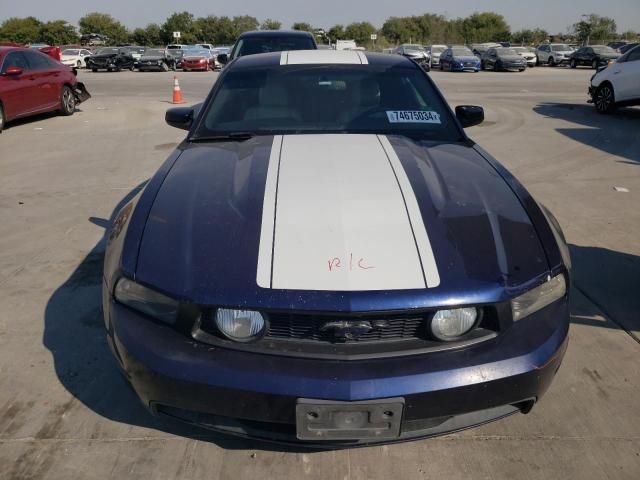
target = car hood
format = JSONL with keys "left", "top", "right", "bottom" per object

{"left": 135, "top": 134, "right": 549, "bottom": 311}
{"left": 140, "top": 55, "right": 165, "bottom": 61}
{"left": 453, "top": 55, "right": 480, "bottom": 62}
{"left": 498, "top": 55, "right": 526, "bottom": 62}
{"left": 183, "top": 55, "right": 207, "bottom": 60}
{"left": 89, "top": 53, "right": 118, "bottom": 59}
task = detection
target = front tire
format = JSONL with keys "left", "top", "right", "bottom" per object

{"left": 548, "top": 56, "right": 555, "bottom": 67}
{"left": 59, "top": 85, "right": 76, "bottom": 116}
{"left": 594, "top": 83, "right": 615, "bottom": 114}
{"left": 592, "top": 59, "right": 598, "bottom": 70}
{"left": 92, "top": 68, "right": 98, "bottom": 72}
{"left": 570, "top": 59, "right": 577, "bottom": 68}
{"left": 0, "top": 103, "right": 5, "bottom": 133}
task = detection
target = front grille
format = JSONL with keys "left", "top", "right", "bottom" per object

{"left": 194, "top": 307, "right": 500, "bottom": 360}
{"left": 265, "top": 313, "right": 427, "bottom": 343}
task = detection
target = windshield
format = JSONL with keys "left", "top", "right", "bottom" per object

{"left": 497, "top": 48, "right": 518, "bottom": 56}
{"left": 62, "top": 49, "right": 80, "bottom": 55}
{"left": 194, "top": 65, "right": 461, "bottom": 141}
{"left": 592, "top": 46, "right": 616, "bottom": 54}
{"left": 431, "top": 47, "right": 446, "bottom": 53}
{"left": 145, "top": 49, "right": 165, "bottom": 56}
{"left": 404, "top": 45, "right": 425, "bottom": 52}
{"left": 452, "top": 48, "right": 473, "bottom": 56}
{"left": 97, "top": 48, "right": 119, "bottom": 55}
{"left": 184, "top": 49, "right": 211, "bottom": 57}
{"left": 513, "top": 47, "right": 528, "bottom": 53}
{"left": 232, "top": 36, "right": 315, "bottom": 59}
{"left": 551, "top": 45, "right": 570, "bottom": 51}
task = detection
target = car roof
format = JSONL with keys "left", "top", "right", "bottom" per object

{"left": 231, "top": 50, "right": 414, "bottom": 69}
{"left": 0, "top": 46, "right": 28, "bottom": 53}
{"left": 238, "top": 30, "right": 315, "bottom": 38}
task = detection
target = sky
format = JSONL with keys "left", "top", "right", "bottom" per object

{"left": 2, "top": 0, "right": 639, "bottom": 33}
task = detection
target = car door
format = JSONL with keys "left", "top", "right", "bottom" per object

{"left": 612, "top": 47, "right": 640, "bottom": 101}
{"left": 80, "top": 49, "right": 92, "bottom": 65}
{"left": 23, "top": 50, "right": 61, "bottom": 111}
{"left": 487, "top": 49, "right": 497, "bottom": 69}
{"left": 0, "top": 51, "right": 40, "bottom": 119}
{"left": 540, "top": 45, "right": 549, "bottom": 62}
{"left": 584, "top": 48, "right": 595, "bottom": 65}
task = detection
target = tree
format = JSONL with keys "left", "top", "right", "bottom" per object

{"left": 261, "top": 19, "right": 281, "bottom": 31}
{"left": 458, "top": 12, "right": 510, "bottom": 44}
{"left": 40, "top": 20, "right": 78, "bottom": 45}
{"left": 381, "top": 17, "right": 423, "bottom": 44}
{"left": 0, "top": 17, "right": 43, "bottom": 44}
{"left": 162, "top": 11, "right": 197, "bottom": 44}
{"left": 292, "top": 22, "right": 313, "bottom": 32}
{"left": 573, "top": 14, "right": 616, "bottom": 45}
{"left": 79, "top": 12, "right": 129, "bottom": 45}
{"left": 327, "top": 25, "right": 346, "bottom": 43}
{"left": 130, "top": 24, "right": 162, "bottom": 46}
{"left": 232, "top": 15, "right": 259, "bottom": 36}
{"left": 511, "top": 28, "right": 549, "bottom": 45}
{"left": 620, "top": 30, "right": 638, "bottom": 41}
{"left": 344, "top": 22, "right": 376, "bottom": 46}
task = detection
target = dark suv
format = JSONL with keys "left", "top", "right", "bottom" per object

{"left": 220, "top": 30, "right": 317, "bottom": 64}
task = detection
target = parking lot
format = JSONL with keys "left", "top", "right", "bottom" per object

{"left": 1, "top": 66, "right": 639, "bottom": 479}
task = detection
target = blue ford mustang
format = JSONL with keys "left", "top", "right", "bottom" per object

{"left": 103, "top": 50, "right": 570, "bottom": 446}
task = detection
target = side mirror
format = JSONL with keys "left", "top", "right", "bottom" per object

{"left": 455, "top": 105, "right": 484, "bottom": 128}
{"left": 5, "top": 66, "right": 23, "bottom": 76}
{"left": 217, "top": 53, "right": 228, "bottom": 65}
{"left": 165, "top": 107, "right": 194, "bottom": 130}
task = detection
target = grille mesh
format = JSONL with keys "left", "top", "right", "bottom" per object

{"left": 264, "top": 313, "right": 428, "bottom": 343}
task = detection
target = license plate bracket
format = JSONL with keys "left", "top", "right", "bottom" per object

{"left": 296, "top": 398, "right": 404, "bottom": 441}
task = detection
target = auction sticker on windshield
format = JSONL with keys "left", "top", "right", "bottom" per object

{"left": 386, "top": 111, "right": 441, "bottom": 124}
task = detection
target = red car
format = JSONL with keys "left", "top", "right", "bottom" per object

{"left": 0, "top": 46, "right": 90, "bottom": 132}
{"left": 181, "top": 49, "right": 215, "bottom": 71}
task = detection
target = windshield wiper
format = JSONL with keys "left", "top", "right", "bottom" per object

{"left": 190, "top": 132, "right": 255, "bottom": 142}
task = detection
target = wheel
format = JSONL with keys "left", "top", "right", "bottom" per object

{"left": 594, "top": 83, "right": 616, "bottom": 114}
{"left": 107, "top": 68, "right": 113, "bottom": 72}
{"left": 592, "top": 59, "right": 598, "bottom": 70}
{"left": 59, "top": 85, "right": 76, "bottom": 116}
{"left": 76, "top": 60, "right": 82, "bottom": 68}
{"left": 480, "top": 61, "right": 485, "bottom": 70}
{"left": 161, "top": 62, "right": 169, "bottom": 72}
{"left": 0, "top": 103, "right": 5, "bottom": 133}
{"left": 548, "top": 56, "right": 555, "bottom": 67}
{"left": 92, "top": 68, "right": 98, "bottom": 72}
{"left": 570, "top": 59, "right": 577, "bottom": 68}
{"left": 440, "top": 62, "right": 443, "bottom": 71}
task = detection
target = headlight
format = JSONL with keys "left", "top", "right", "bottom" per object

{"left": 114, "top": 278, "right": 179, "bottom": 325}
{"left": 511, "top": 274, "right": 566, "bottom": 322}
{"left": 430, "top": 307, "right": 478, "bottom": 341}
{"left": 215, "top": 309, "right": 265, "bottom": 342}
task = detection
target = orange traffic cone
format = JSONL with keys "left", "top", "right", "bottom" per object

{"left": 172, "top": 76, "right": 184, "bottom": 104}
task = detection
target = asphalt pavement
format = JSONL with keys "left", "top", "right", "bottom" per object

{"left": 0, "top": 66, "right": 639, "bottom": 479}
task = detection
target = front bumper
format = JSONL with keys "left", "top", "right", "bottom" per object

{"left": 451, "top": 63, "right": 480, "bottom": 72}
{"left": 183, "top": 63, "right": 209, "bottom": 71}
{"left": 106, "top": 297, "right": 569, "bottom": 447}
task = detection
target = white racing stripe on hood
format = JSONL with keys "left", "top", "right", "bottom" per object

{"left": 256, "top": 134, "right": 439, "bottom": 291}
